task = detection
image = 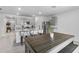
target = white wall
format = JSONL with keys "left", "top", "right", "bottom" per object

{"left": 0, "top": 14, "right": 6, "bottom": 36}
{"left": 55, "top": 9, "right": 79, "bottom": 40}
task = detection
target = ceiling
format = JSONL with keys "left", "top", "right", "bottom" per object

{"left": 0, "top": 6, "right": 79, "bottom": 16}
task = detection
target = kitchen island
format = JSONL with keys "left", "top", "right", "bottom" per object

{"left": 25, "top": 32, "right": 74, "bottom": 53}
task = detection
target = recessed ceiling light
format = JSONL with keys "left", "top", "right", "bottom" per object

{"left": 18, "top": 7, "right": 21, "bottom": 11}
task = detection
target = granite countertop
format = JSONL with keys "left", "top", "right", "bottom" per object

{"left": 25, "top": 32, "right": 74, "bottom": 53}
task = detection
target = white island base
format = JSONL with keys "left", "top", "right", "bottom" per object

{"left": 47, "top": 38, "right": 74, "bottom": 53}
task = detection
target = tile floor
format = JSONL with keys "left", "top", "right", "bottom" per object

{"left": 0, "top": 32, "right": 25, "bottom": 53}
{"left": 58, "top": 42, "right": 78, "bottom": 53}
{"left": 73, "top": 46, "right": 79, "bottom": 53}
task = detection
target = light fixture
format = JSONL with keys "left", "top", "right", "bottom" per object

{"left": 17, "top": 7, "right": 21, "bottom": 15}
{"left": 18, "top": 7, "right": 21, "bottom": 11}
